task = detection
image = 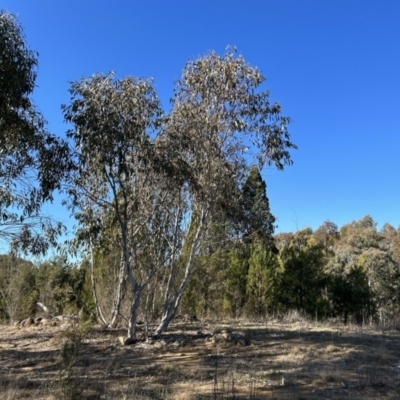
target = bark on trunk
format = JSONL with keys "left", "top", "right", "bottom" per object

{"left": 121, "top": 225, "right": 143, "bottom": 343}
{"left": 144, "top": 282, "right": 151, "bottom": 337}
{"left": 108, "top": 255, "right": 126, "bottom": 328}
{"left": 126, "top": 283, "right": 141, "bottom": 343}
{"left": 36, "top": 302, "right": 51, "bottom": 316}
{"left": 90, "top": 243, "right": 108, "bottom": 326}
{"left": 154, "top": 209, "right": 206, "bottom": 336}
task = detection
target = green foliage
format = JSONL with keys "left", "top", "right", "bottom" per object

{"left": 35, "top": 257, "right": 89, "bottom": 315}
{"left": 56, "top": 325, "right": 90, "bottom": 400}
{"left": 0, "top": 10, "right": 38, "bottom": 133}
{"left": 0, "top": 255, "right": 37, "bottom": 322}
{"left": 328, "top": 264, "right": 373, "bottom": 324}
{"left": 313, "top": 220, "right": 339, "bottom": 257}
{"left": 245, "top": 244, "right": 280, "bottom": 317}
{"left": 92, "top": 246, "right": 128, "bottom": 319}
{"left": 278, "top": 228, "right": 327, "bottom": 314}
{"left": 327, "top": 215, "right": 400, "bottom": 323}
{"left": 63, "top": 72, "right": 162, "bottom": 249}
{"left": 36, "top": 260, "right": 68, "bottom": 314}
{"left": 182, "top": 249, "right": 229, "bottom": 317}
{"left": 181, "top": 166, "right": 279, "bottom": 319}
{"left": 0, "top": 10, "right": 70, "bottom": 255}
{"left": 241, "top": 166, "right": 276, "bottom": 249}
{"left": 223, "top": 249, "right": 249, "bottom": 317}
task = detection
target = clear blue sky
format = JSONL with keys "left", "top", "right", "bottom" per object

{"left": 4, "top": 0, "right": 400, "bottom": 234}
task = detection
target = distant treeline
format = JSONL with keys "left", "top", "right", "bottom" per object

{"left": 2, "top": 204, "right": 399, "bottom": 327}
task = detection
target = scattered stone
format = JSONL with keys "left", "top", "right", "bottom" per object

{"left": 231, "top": 332, "right": 251, "bottom": 346}
{"left": 211, "top": 334, "right": 226, "bottom": 344}
{"left": 222, "top": 330, "right": 232, "bottom": 341}
{"left": 209, "top": 329, "right": 250, "bottom": 346}
{"left": 20, "top": 317, "right": 34, "bottom": 328}
{"left": 212, "top": 327, "right": 224, "bottom": 335}
{"left": 153, "top": 339, "right": 166, "bottom": 348}
{"left": 60, "top": 323, "right": 71, "bottom": 330}
{"left": 55, "top": 315, "right": 64, "bottom": 321}
{"left": 118, "top": 336, "right": 137, "bottom": 346}
{"left": 118, "top": 336, "right": 126, "bottom": 346}
{"left": 135, "top": 342, "right": 153, "bottom": 350}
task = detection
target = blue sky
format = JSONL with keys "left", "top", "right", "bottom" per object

{"left": 3, "top": 0, "right": 400, "bottom": 235}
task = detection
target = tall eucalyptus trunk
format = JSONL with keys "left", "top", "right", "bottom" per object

{"left": 154, "top": 209, "right": 206, "bottom": 336}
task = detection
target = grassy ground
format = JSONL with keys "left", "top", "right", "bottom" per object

{"left": 1, "top": 314, "right": 400, "bottom": 399}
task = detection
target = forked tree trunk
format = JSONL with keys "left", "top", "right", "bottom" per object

{"left": 154, "top": 210, "right": 206, "bottom": 336}
{"left": 108, "top": 255, "right": 126, "bottom": 328}
{"left": 90, "top": 244, "right": 108, "bottom": 326}
{"left": 153, "top": 286, "right": 184, "bottom": 336}
{"left": 90, "top": 244, "right": 126, "bottom": 328}
{"left": 126, "top": 282, "right": 141, "bottom": 343}
{"left": 121, "top": 227, "right": 144, "bottom": 342}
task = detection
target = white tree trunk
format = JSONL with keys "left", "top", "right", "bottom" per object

{"left": 154, "top": 209, "right": 206, "bottom": 336}
{"left": 90, "top": 243, "right": 108, "bottom": 326}
{"left": 108, "top": 255, "right": 126, "bottom": 328}
{"left": 126, "top": 283, "right": 141, "bottom": 342}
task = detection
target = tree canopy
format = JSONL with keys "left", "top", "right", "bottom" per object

{"left": 62, "top": 49, "right": 296, "bottom": 340}
{"left": 0, "top": 10, "right": 70, "bottom": 254}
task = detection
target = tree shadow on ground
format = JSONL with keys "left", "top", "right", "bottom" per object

{"left": 1, "top": 322, "right": 400, "bottom": 399}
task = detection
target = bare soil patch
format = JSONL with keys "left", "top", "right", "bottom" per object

{"left": 1, "top": 318, "right": 400, "bottom": 399}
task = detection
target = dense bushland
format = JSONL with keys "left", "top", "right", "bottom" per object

{"left": 2, "top": 213, "right": 400, "bottom": 328}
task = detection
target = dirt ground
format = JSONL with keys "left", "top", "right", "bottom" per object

{"left": 1, "top": 316, "right": 400, "bottom": 399}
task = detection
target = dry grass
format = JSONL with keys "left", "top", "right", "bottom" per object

{"left": 1, "top": 318, "right": 400, "bottom": 399}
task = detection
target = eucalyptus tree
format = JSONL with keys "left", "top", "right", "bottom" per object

{"left": 154, "top": 48, "right": 296, "bottom": 335}
{"left": 328, "top": 216, "right": 399, "bottom": 322}
{"left": 0, "top": 10, "right": 70, "bottom": 254}
{"left": 63, "top": 73, "right": 171, "bottom": 341}
{"left": 313, "top": 220, "right": 339, "bottom": 257}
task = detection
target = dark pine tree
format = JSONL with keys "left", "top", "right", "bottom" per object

{"left": 241, "top": 166, "right": 277, "bottom": 251}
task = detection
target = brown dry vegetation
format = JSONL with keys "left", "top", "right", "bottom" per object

{"left": 1, "top": 316, "right": 400, "bottom": 399}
